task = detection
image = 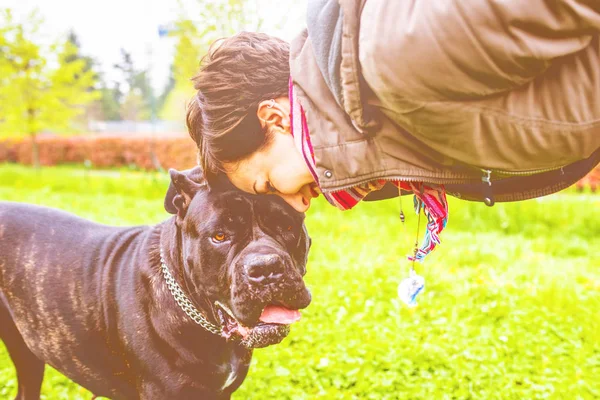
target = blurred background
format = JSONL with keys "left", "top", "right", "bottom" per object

{"left": 0, "top": 1, "right": 599, "bottom": 399}
{"left": 0, "top": 0, "right": 304, "bottom": 170}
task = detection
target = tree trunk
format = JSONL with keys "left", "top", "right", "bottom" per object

{"left": 149, "top": 137, "right": 163, "bottom": 172}
{"left": 30, "top": 133, "right": 40, "bottom": 169}
{"left": 27, "top": 106, "right": 40, "bottom": 169}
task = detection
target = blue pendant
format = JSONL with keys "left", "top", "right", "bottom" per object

{"left": 398, "top": 269, "right": 425, "bottom": 307}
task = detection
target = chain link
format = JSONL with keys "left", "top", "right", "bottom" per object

{"left": 160, "top": 250, "right": 222, "bottom": 336}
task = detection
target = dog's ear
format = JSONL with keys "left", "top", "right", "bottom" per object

{"left": 166, "top": 167, "right": 206, "bottom": 218}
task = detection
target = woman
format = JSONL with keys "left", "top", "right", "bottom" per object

{"left": 186, "top": 0, "right": 600, "bottom": 262}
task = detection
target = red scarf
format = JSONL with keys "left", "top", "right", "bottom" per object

{"left": 289, "top": 77, "right": 448, "bottom": 262}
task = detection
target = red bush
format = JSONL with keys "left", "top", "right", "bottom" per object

{"left": 576, "top": 165, "right": 600, "bottom": 192}
{"left": 0, "top": 133, "right": 198, "bottom": 171}
{"left": 0, "top": 138, "right": 19, "bottom": 163}
{"left": 1, "top": 134, "right": 598, "bottom": 192}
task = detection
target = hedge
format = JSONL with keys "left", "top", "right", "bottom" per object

{"left": 0, "top": 134, "right": 598, "bottom": 190}
{"left": 0, "top": 133, "right": 197, "bottom": 171}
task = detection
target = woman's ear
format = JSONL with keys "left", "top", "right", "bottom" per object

{"left": 257, "top": 98, "right": 291, "bottom": 133}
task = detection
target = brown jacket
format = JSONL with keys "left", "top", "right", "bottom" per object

{"left": 290, "top": 0, "right": 600, "bottom": 204}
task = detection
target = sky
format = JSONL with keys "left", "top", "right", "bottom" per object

{"left": 3, "top": 0, "right": 306, "bottom": 92}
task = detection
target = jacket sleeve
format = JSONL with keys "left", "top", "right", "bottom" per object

{"left": 359, "top": 0, "right": 600, "bottom": 101}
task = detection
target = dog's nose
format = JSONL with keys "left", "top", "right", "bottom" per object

{"left": 244, "top": 254, "right": 284, "bottom": 284}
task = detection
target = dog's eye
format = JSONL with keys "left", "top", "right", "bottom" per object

{"left": 212, "top": 232, "right": 227, "bottom": 243}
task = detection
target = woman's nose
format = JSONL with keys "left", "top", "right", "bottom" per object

{"left": 277, "top": 192, "right": 309, "bottom": 213}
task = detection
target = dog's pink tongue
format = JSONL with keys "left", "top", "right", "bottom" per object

{"left": 259, "top": 305, "right": 301, "bottom": 325}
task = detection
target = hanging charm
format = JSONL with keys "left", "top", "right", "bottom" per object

{"left": 397, "top": 268, "right": 425, "bottom": 307}
{"left": 398, "top": 194, "right": 426, "bottom": 307}
{"left": 398, "top": 187, "right": 406, "bottom": 224}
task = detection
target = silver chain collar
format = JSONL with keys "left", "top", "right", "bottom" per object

{"left": 159, "top": 250, "right": 222, "bottom": 336}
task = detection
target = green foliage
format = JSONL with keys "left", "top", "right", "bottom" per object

{"left": 113, "top": 49, "right": 154, "bottom": 121}
{"left": 64, "top": 31, "right": 118, "bottom": 124}
{"left": 0, "top": 9, "right": 99, "bottom": 167}
{"left": 158, "top": 19, "right": 203, "bottom": 121}
{"left": 160, "top": 0, "right": 267, "bottom": 121}
{"left": 0, "top": 10, "right": 98, "bottom": 137}
{"left": 0, "top": 9, "right": 45, "bottom": 135}
{"left": 64, "top": 31, "right": 97, "bottom": 88}
{"left": 156, "top": 65, "right": 175, "bottom": 118}
{"left": 97, "top": 83, "right": 123, "bottom": 121}
{"left": 171, "top": 19, "right": 204, "bottom": 89}
{"left": 0, "top": 165, "right": 598, "bottom": 399}
{"left": 158, "top": 0, "right": 306, "bottom": 121}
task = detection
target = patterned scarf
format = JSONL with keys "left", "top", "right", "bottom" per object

{"left": 289, "top": 77, "right": 449, "bottom": 262}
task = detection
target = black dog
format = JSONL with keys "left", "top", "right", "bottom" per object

{"left": 0, "top": 168, "right": 311, "bottom": 399}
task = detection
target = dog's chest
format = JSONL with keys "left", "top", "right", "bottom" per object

{"left": 218, "top": 348, "right": 251, "bottom": 392}
{"left": 222, "top": 368, "right": 238, "bottom": 391}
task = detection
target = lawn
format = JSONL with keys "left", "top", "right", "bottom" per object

{"left": 1, "top": 164, "right": 599, "bottom": 400}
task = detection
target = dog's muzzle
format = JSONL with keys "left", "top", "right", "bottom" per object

{"left": 161, "top": 250, "right": 307, "bottom": 349}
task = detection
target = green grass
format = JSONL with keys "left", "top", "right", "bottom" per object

{"left": 1, "top": 163, "right": 599, "bottom": 399}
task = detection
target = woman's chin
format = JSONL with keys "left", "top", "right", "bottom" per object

{"left": 298, "top": 197, "right": 311, "bottom": 212}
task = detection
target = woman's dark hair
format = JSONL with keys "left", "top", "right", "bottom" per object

{"left": 186, "top": 32, "right": 290, "bottom": 178}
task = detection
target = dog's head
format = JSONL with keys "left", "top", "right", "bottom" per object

{"left": 165, "top": 168, "right": 311, "bottom": 348}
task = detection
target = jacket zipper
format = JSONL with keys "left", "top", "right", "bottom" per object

{"left": 320, "top": 165, "right": 567, "bottom": 206}
{"left": 480, "top": 165, "right": 566, "bottom": 207}
{"left": 320, "top": 175, "right": 479, "bottom": 193}
{"left": 486, "top": 165, "right": 566, "bottom": 177}
{"left": 481, "top": 169, "right": 494, "bottom": 206}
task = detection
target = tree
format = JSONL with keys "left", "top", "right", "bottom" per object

{"left": 0, "top": 9, "right": 98, "bottom": 168}
{"left": 158, "top": 0, "right": 299, "bottom": 121}
{"left": 97, "top": 81, "right": 123, "bottom": 121}
{"left": 159, "top": 0, "right": 260, "bottom": 121}
{"left": 114, "top": 49, "right": 154, "bottom": 121}
{"left": 158, "top": 19, "right": 203, "bottom": 121}
{"left": 65, "top": 30, "right": 97, "bottom": 84}
{"left": 156, "top": 64, "right": 176, "bottom": 115}
{"left": 64, "top": 30, "right": 118, "bottom": 126}
{"left": 0, "top": 10, "right": 16, "bottom": 97}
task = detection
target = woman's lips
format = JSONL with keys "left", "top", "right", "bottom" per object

{"left": 297, "top": 184, "right": 320, "bottom": 211}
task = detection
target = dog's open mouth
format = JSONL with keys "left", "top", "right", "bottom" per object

{"left": 215, "top": 301, "right": 301, "bottom": 348}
